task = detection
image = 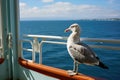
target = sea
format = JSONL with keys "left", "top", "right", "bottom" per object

{"left": 20, "top": 20, "right": 120, "bottom": 80}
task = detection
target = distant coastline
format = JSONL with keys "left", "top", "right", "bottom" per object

{"left": 82, "top": 18, "right": 120, "bottom": 21}
{"left": 20, "top": 18, "right": 120, "bottom": 21}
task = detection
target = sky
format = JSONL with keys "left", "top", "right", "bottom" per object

{"left": 20, "top": 0, "right": 120, "bottom": 20}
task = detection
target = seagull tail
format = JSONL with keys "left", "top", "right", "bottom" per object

{"left": 98, "top": 61, "right": 109, "bottom": 69}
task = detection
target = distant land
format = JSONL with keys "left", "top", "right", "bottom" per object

{"left": 20, "top": 18, "right": 120, "bottom": 21}
{"left": 80, "top": 18, "right": 120, "bottom": 21}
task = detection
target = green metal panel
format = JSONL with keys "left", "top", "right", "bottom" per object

{"left": 9, "top": 0, "right": 20, "bottom": 79}
{"left": 0, "top": 0, "right": 10, "bottom": 79}
{"left": 0, "top": 0, "right": 19, "bottom": 80}
{"left": 19, "top": 66, "right": 58, "bottom": 80}
{"left": 0, "top": 60, "right": 9, "bottom": 80}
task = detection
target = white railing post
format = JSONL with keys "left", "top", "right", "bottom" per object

{"left": 39, "top": 38, "right": 46, "bottom": 64}
{"left": 32, "top": 38, "right": 37, "bottom": 62}
{"left": 39, "top": 41, "right": 42, "bottom": 64}
{"left": 18, "top": 40, "right": 23, "bottom": 58}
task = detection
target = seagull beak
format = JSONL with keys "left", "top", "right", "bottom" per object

{"left": 64, "top": 28, "right": 70, "bottom": 32}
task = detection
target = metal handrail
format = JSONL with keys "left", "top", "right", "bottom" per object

{"left": 80, "top": 38, "right": 120, "bottom": 44}
{"left": 23, "top": 34, "right": 68, "bottom": 40}
{"left": 24, "top": 34, "right": 120, "bottom": 44}
{"left": 20, "top": 34, "right": 120, "bottom": 64}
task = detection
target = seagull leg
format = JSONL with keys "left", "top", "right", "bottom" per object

{"left": 68, "top": 61, "right": 79, "bottom": 76}
{"left": 73, "top": 61, "right": 79, "bottom": 74}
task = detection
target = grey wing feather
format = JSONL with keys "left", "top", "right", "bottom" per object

{"left": 69, "top": 42, "right": 99, "bottom": 65}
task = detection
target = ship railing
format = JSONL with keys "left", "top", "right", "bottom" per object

{"left": 19, "top": 34, "right": 120, "bottom": 64}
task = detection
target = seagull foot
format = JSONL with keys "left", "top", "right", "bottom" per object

{"left": 67, "top": 70, "right": 77, "bottom": 76}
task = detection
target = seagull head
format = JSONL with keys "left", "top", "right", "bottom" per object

{"left": 65, "top": 23, "right": 80, "bottom": 33}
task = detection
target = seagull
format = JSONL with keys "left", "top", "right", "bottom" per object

{"left": 65, "top": 23, "right": 108, "bottom": 75}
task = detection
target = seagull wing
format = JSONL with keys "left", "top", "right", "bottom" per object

{"left": 68, "top": 42, "right": 99, "bottom": 65}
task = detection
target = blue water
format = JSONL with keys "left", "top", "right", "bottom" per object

{"left": 20, "top": 20, "right": 120, "bottom": 80}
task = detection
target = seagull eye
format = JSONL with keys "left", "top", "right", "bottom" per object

{"left": 71, "top": 26, "right": 74, "bottom": 28}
